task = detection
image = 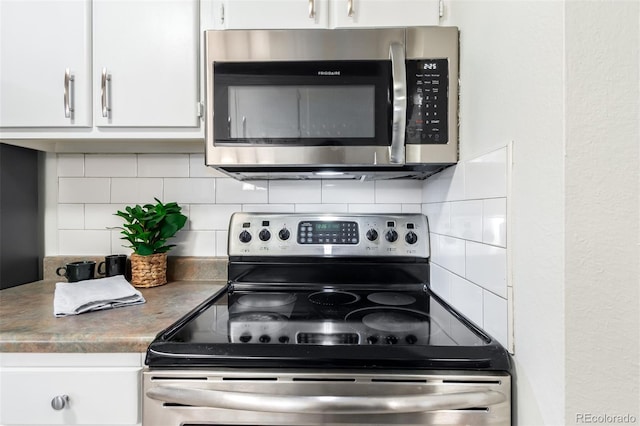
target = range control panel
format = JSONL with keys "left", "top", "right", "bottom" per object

{"left": 228, "top": 213, "right": 430, "bottom": 258}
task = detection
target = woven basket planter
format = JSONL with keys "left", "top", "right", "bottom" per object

{"left": 130, "top": 253, "right": 167, "bottom": 288}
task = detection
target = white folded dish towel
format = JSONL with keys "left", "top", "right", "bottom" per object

{"left": 54, "top": 275, "right": 146, "bottom": 317}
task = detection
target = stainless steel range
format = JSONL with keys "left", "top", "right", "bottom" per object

{"left": 143, "top": 213, "right": 512, "bottom": 426}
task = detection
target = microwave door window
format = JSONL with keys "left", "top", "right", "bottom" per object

{"left": 229, "top": 87, "right": 301, "bottom": 139}
{"left": 300, "top": 86, "right": 374, "bottom": 139}
{"left": 227, "top": 85, "right": 375, "bottom": 142}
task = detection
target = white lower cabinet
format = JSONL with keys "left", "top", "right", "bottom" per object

{"left": 0, "top": 353, "right": 143, "bottom": 426}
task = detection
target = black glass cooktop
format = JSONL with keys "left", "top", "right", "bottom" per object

{"left": 146, "top": 284, "right": 511, "bottom": 371}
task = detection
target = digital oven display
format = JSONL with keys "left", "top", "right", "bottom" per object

{"left": 297, "top": 221, "right": 359, "bottom": 245}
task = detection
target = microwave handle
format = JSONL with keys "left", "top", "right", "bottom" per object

{"left": 389, "top": 42, "right": 407, "bottom": 165}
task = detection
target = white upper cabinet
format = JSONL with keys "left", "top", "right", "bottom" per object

{"left": 210, "top": 0, "right": 330, "bottom": 29}
{"left": 331, "top": 0, "right": 440, "bottom": 28}
{"left": 203, "top": 0, "right": 439, "bottom": 30}
{"left": 93, "top": 0, "right": 200, "bottom": 128}
{"left": 0, "top": 0, "right": 92, "bottom": 127}
{"left": 0, "top": 0, "right": 202, "bottom": 143}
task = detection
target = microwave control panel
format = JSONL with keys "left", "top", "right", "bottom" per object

{"left": 405, "top": 59, "right": 449, "bottom": 145}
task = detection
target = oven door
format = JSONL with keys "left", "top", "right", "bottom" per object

{"left": 144, "top": 369, "right": 510, "bottom": 426}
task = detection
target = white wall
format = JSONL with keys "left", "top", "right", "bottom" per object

{"left": 564, "top": 1, "right": 639, "bottom": 423}
{"left": 441, "top": 1, "right": 640, "bottom": 425}
{"left": 441, "top": 1, "right": 566, "bottom": 424}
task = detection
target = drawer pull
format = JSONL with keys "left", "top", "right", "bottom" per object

{"left": 51, "top": 395, "right": 69, "bottom": 410}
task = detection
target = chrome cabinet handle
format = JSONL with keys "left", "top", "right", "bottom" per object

{"left": 147, "top": 387, "right": 506, "bottom": 414}
{"left": 308, "top": 0, "right": 315, "bottom": 18}
{"left": 63, "top": 68, "right": 74, "bottom": 118}
{"left": 51, "top": 395, "right": 69, "bottom": 410}
{"left": 389, "top": 42, "right": 407, "bottom": 164}
{"left": 347, "top": 0, "right": 355, "bottom": 17}
{"left": 101, "top": 68, "right": 111, "bottom": 118}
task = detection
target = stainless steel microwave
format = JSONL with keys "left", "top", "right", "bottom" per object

{"left": 205, "top": 27, "right": 459, "bottom": 180}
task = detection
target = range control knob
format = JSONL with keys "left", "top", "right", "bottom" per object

{"left": 366, "top": 229, "right": 379, "bottom": 241}
{"left": 278, "top": 335, "right": 290, "bottom": 343}
{"left": 259, "top": 335, "right": 271, "bottom": 343}
{"left": 239, "top": 230, "right": 252, "bottom": 243}
{"left": 405, "top": 231, "right": 418, "bottom": 245}
{"left": 278, "top": 228, "right": 291, "bottom": 241}
{"left": 386, "top": 335, "right": 398, "bottom": 345}
{"left": 239, "top": 334, "right": 252, "bottom": 343}
{"left": 405, "top": 334, "right": 418, "bottom": 345}
{"left": 367, "top": 335, "right": 379, "bottom": 345}
{"left": 259, "top": 229, "right": 271, "bottom": 241}
{"left": 385, "top": 229, "right": 398, "bottom": 243}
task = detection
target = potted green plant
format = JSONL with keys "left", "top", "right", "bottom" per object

{"left": 115, "top": 198, "right": 187, "bottom": 288}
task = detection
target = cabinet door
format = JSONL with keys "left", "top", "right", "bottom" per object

{"left": 0, "top": 0, "right": 91, "bottom": 127}
{"left": 213, "top": 0, "right": 329, "bottom": 29}
{"left": 331, "top": 0, "right": 440, "bottom": 28}
{"left": 93, "top": 0, "right": 200, "bottom": 127}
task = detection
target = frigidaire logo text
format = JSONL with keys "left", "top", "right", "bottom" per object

{"left": 318, "top": 71, "right": 341, "bottom": 76}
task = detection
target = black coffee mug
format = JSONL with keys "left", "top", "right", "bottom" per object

{"left": 56, "top": 261, "right": 96, "bottom": 282}
{"left": 98, "top": 254, "right": 127, "bottom": 277}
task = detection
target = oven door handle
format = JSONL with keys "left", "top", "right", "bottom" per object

{"left": 389, "top": 41, "right": 407, "bottom": 165}
{"left": 146, "top": 386, "right": 506, "bottom": 414}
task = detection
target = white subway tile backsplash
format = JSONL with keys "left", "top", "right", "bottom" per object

{"left": 57, "top": 204, "right": 84, "bottom": 230}
{"left": 59, "top": 178, "right": 110, "bottom": 204}
{"left": 450, "top": 200, "right": 483, "bottom": 242}
{"left": 269, "top": 181, "right": 321, "bottom": 204}
{"left": 294, "top": 204, "right": 349, "bottom": 213}
{"left": 429, "top": 264, "right": 452, "bottom": 301}
{"left": 59, "top": 230, "right": 112, "bottom": 255}
{"left": 375, "top": 180, "right": 423, "bottom": 204}
{"left": 85, "top": 154, "right": 136, "bottom": 177}
{"left": 436, "top": 235, "right": 466, "bottom": 277}
{"left": 422, "top": 175, "right": 445, "bottom": 203}
{"left": 138, "top": 154, "right": 189, "bottom": 177}
{"left": 189, "top": 154, "right": 227, "bottom": 178}
{"left": 438, "top": 164, "right": 465, "bottom": 202}
{"left": 111, "top": 230, "right": 133, "bottom": 255}
{"left": 429, "top": 234, "right": 441, "bottom": 264}
{"left": 483, "top": 291, "right": 508, "bottom": 348}
{"left": 189, "top": 204, "right": 240, "bottom": 230}
{"left": 465, "top": 147, "right": 507, "bottom": 199}
{"left": 216, "top": 231, "right": 229, "bottom": 256}
{"left": 401, "top": 204, "right": 422, "bottom": 213}
{"left": 85, "top": 204, "right": 127, "bottom": 230}
{"left": 465, "top": 241, "right": 507, "bottom": 298}
{"left": 450, "top": 275, "right": 483, "bottom": 326}
{"left": 322, "top": 181, "right": 374, "bottom": 204}
{"left": 57, "top": 154, "right": 84, "bottom": 177}
{"left": 242, "top": 204, "right": 295, "bottom": 213}
{"left": 423, "top": 202, "right": 450, "bottom": 235}
{"left": 216, "top": 179, "right": 268, "bottom": 204}
{"left": 348, "top": 204, "right": 402, "bottom": 213}
{"left": 170, "top": 230, "right": 216, "bottom": 256}
{"left": 111, "top": 178, "right": 163, "bottom": 204}
{"left": 482, "top": 198, "right": 507, "bottom": 247}
{"left": 164, "top": 178, "right": 216, "bottom": 204}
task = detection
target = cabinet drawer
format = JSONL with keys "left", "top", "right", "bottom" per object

{"left": 0, "top": 367, "right": 140, "bottom": 425}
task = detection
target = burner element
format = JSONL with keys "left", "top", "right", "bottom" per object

{"left": 367, "top": 292, "right": 416, "bottom": 306}
{"left": 346, "top": 307, "right": 428, "bottom": 333}
{"left": 308, "top": 290, "right": 359, "bottom": 306}
{"left": 237, "top": 293, "right": 297, "bottom": 308}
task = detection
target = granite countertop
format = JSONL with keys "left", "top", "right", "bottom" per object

{"left": 0, "top": 279, "right": 225, "bottom": 353}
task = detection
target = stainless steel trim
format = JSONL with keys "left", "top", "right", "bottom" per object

{"left": 347, "top": 0, "right": 355, "bottom": 17}
{"left": 63, "top": 68, "right": 74, "bottom": 118}
{"left": 308, "top": 0, "right": 315, "bottom": 18}
{"left": 147, "top": 386, "right": 505, "bottom": 414}
{"left": 389, "top": 42, "right": 406, "bottom": 165}
{"left": 101, "top": 68, "right": 111, "bottom": 118}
